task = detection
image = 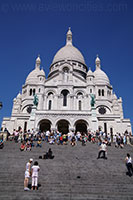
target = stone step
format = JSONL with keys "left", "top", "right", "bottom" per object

{"left": 0, "top": 141, "right": 133, "bottom": 200}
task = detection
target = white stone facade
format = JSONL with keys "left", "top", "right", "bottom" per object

{"left": 2, "top": 28, "right": 132, "bottom": 135}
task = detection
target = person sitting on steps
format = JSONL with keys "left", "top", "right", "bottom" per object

{"left": 43, "top": 148, "right": 54, "bottom": 159}
{"left": 20, "top": 141, "right": 26, "bottom": 151}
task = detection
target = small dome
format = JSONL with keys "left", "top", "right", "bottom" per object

{"left": 39, "top": 68, "right": 45, "bottom": 77}
{"left": 25, "top": 56, "right": 45, "bottom": 84}
{"left": 87, "top": 68, "right": 94, "bottom": 77}
{"left": 25, "top": 68, "right": 45, "bottom": 84}
{"left": 94, "top": 68, "right": 110, "bottom": 85}
{"left": 52, "top": 45, "right": 85, "bottom": 65}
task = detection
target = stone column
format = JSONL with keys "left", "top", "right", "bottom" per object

{"left": 73, "top": 96, "right": 77, "bottom": 110}
{"left": 38, "top": 94, "right": 43, "bottom": 110}
{"left": 91, "top": 107, "right": 98, "bottom": 131}
{"left": 69, "top": 127, "right": 75, "bottom": 132}
{"left": 27, "top": 106, "right": 37, "bottom": 130}
{"left": 43, "top": 95, "right": 47, "bottom": 110}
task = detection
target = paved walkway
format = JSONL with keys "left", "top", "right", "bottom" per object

{"left": 0, "top": 141, "right": 133, "bottom": 200}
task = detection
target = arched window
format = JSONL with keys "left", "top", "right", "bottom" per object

{"left": 33, "top": 89, "right": 36, "bottom": 96}
{"left": 98, "top": 89, "right": 101, "bottom": 96}
{"left": 90, "top": 89, "right": 92, "bottom": 93}
{"left": 77, "top": 92, "right": 83, "bottom": 99}
{"left": 61, "top": 90, "right": 69, "bottom": 107}
{"left": 29, "top": 89, "right": 32, "bottom": 96}
{"left": 48, "top": 92, "right": 53, "bottom": 96}
{"left": 48, "top": 100, "right": 52, "bottom": 110}
{"left": 102, "top": 89, "right": 104, "bottom": 96}
{"left": 39, "top": 88, "right": 41, "bottom": 93}
{"left": 79, "top": 100, "right": 82, "bottom": 110}
{"left": 107, "top": 90, "right": 111, "bottom": 96}
{"left": 77, "top": 92, "right": 83, "bottom": 96}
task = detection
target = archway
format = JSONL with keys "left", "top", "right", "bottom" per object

{"left": 75, "top": 120, "right": 87, "bottom": 133}
{"left": 57, "top": 120, "right": 69, "bottom": 134}
{"left": 39, "top": 119, "right": 51, "bottom": 132}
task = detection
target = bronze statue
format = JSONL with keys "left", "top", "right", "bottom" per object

{"left": 33, "top": 94, "right": 38, "bottom": 107}
{"left": 90, "top": 94, "right": 95, "bottom": 107}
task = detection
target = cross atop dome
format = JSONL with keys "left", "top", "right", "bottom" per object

{"left": 35, "top": 54, "right": 41, "bottom": 69}
{"left": 66, "top": 27, "right": 72, "bottom": 45}
{"left": 95, "top": 54, "right": 101, "bottom": 70}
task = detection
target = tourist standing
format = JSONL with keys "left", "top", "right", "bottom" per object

{"left": 97, "top": 141, "right": 107, "bottom": 159}
{"left": 31, "top": 161, "right": 40, "bottom": 190}
{"left": 24, "top": 158, "right": 33, "bottom": 191}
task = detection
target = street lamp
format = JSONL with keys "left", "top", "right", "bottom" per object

{"left": 0, "top": 102, "right": 3, "bottom": 109}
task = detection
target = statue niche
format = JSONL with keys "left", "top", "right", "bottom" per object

{"left": 63, "top": 67, "right": 69, "bottom": 82}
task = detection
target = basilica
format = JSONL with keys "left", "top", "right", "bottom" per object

{"left": 2, "top": 28, "right": 132, "bottom": 135}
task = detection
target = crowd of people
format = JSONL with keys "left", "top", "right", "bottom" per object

{"left": 4, "top": 128, "right": 131, "bottom": 150}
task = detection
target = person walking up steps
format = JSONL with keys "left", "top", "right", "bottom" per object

{"left": 125, "top": 153, "right": 133, "bottom": 177}
{"left": 24, "top": 158, "right": 33, "bottom": 191}
{"left": 31, "top": 161, "right": 40, "bottom": 190}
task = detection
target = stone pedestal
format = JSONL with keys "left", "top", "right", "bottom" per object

{"left": 91, "top": 107, "right": 98, "bottom": 132}
{"left": 27, "top": 106, "right": 37, "bottom": 130}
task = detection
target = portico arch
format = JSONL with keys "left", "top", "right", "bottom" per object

{"left": 38, "top": 119, "right": 51, "bottom": 132}
{"left": 75, "top": 119, "right": 88, "bottom": 133}
{"left": 56, "top": 119, "right": 69, "bottom": 134}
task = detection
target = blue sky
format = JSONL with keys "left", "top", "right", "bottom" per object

{"left": 0, "top": 0, "right": 133, "bottom": 131}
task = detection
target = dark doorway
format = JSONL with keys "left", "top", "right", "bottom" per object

{"left": 24, "top": 122, "right": 27, "bottom": 132}
{"left": 75, "top": 120, "right": 87, "bottom": 133}
{"left": 104, "top": 123, "right": 107, "bottom": 133}
{"left": 39, "top": 120, "right": 51, "bottom": 132}
{"left": 57, "top": 120, "right": 69, "bottom": 134}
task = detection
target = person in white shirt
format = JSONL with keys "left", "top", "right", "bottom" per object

{"left": 24, "top": 158, "right": 33, "bottom": 191}
{"left": 31, "top": 161, "right": 40, "bottom": 190}
{"left": 97, "top": 141, "right": 107, "bottom": 159}
{"left": 125, "top": 153, "right": 133, "bottom": 176}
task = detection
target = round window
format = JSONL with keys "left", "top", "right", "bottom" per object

{"left": 98, "top": 107, "right": 106, "bottom": 115}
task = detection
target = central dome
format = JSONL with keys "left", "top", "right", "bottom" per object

{"left": 52, "top": 28, "right": 86, "bottom": 65}
{"left": 52, "top": 45, "right": 85, "bottom": 65}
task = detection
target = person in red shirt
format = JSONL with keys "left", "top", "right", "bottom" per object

{"left": 60, "top": 135, "right": 63, "bottom": 145}
{"left": 20, "top": 142, "right": 26, "bottom": 151}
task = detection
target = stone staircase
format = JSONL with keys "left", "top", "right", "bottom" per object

{"left": 0, "top": 141, "right": 133, "bottom": 200}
